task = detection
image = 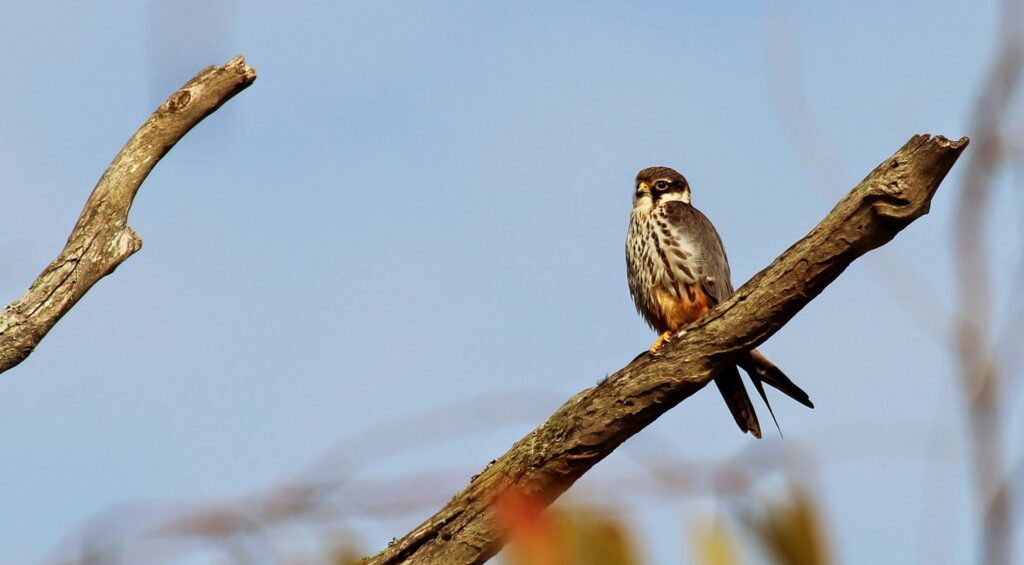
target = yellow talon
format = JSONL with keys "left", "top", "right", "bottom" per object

{"left": 649, "top": 331, "right": 673, "bottom": 353}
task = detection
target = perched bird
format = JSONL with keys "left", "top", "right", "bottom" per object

{"left": 625, "top": 166, "right": 813, "bottom": 437}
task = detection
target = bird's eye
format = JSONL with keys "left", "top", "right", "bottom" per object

{"left": 654, "top": 180, "right": 669, "bottom": 190}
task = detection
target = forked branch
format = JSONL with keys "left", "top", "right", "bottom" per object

{"left": 365, "top": 134, "right": 968, "bottom": 565}
{"left": 0, "top": 56, "right": 256, "bottom": 375}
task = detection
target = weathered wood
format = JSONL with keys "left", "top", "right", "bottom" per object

{"left": 365, "top": 134, "right": 968, "bottom": 565}
{"left": 0, "top": 56, "right": 256, "bottom": 375}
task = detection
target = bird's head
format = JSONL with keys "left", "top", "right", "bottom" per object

{"left": 634, "top": 166, "right": 691, "bottom": 207}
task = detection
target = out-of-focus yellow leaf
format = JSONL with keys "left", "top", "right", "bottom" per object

{"left": 691, "top": 517, "right": 739, "bottom": 565}
{"left": 744, "top": 486, "right": 831, "bottom": 565}
{"left": 327, "top": 530, "right": 365, "bottom": 565}
{"left": 564, "top": 510, "right": 640, "bottom": 565}
{"left": 499, "top": 496, "right": 641, "bottom": 565}
{"left": 332, "top": 546, "right": 365, "bottom": 565}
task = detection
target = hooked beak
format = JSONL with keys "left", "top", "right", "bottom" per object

{"left": 635, "top": 182, "right": 651, "bottom": 198}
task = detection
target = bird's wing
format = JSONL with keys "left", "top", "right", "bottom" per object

{"left": 663, "top": 200, "right": 734, "bottom": 304}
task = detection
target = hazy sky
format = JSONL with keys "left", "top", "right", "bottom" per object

{"left": 1, "top": 1, "right": 1020, "bottom": 564}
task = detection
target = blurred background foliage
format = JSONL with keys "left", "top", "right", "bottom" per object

{"left": 2, "top": 1, "right": 1022, "bottom": 564}
{"left": 329, "top": 484, "right": 834, "bottom": 565}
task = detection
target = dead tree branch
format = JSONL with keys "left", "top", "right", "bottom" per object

{"left": 0, "top": 56, "right": 256, "bottom": 375}
{"left": 365, "top": 134, "right": 968, "bottom": 565}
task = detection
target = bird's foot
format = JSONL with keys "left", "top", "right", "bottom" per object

{"left": 649, "top": 331, "right": 673, "bottom": 354}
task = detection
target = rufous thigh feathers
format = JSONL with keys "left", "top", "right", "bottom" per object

{"left": 649, "top": 284, "right": 710, "bottom": 333}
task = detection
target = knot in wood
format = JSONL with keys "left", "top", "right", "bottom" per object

{"left": 166, "top": 90, "right": 192, "bottom": 112}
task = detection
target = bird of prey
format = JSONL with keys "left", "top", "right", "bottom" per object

{"left": 625, "top": 166, "right": 813, "bottom": 437}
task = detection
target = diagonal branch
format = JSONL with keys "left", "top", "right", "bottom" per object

{"left": 0, "top": 55, "right": 256, "bottom": 376}
{"left": 365, "top": 134, "right": 968, "bottom": 565}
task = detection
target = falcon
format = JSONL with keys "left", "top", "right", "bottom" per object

{"left": 625, "top": 166, "right": 813, "bottom": 437}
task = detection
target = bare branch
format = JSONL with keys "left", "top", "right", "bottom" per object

{"left": 365, "top": 134, "right": 968, "bottom": 565}
{"left": 0, "top": 55, "right": 256, "bottom": 375}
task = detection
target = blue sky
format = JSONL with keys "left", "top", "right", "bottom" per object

{"left": 0, "top": 1, "right": 1020, "bottom": 563}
